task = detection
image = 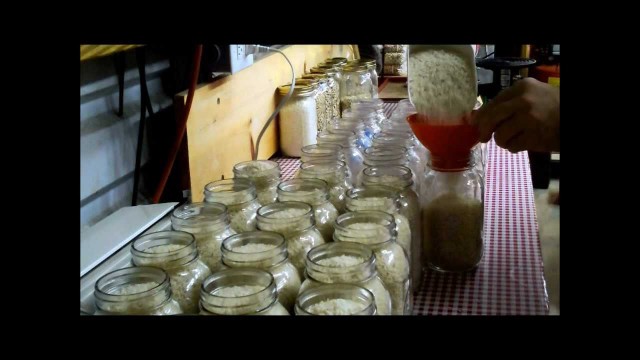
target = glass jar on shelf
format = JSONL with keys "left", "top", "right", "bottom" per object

{"left": 339, "top": 63, "right": 374, "bottom": 114}
{"left": 276, "top": 83, "right": 318, "bottom": 157}
{"left": 298, "top": 159, "right": 353, "bottom": 213}
{"left": 296, "top": 78, "right": 329, "bottom": 133}
{"left": 301, "top": 143, "right": 345, "bottom": 163}
{"left": 302, "top": 73, "right": 339, "bottom": 125}
{"left": 347, "top": 59, "right": 379, "bottom": 97}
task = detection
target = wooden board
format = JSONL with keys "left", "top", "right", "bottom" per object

{"left": 176, "top": 45, "right": 351, "bottom": 202}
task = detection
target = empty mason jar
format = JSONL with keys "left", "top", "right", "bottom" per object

{"left": 295, "top": 283, "right": 377, "bottom": 315}
{"left": 316, "top": 132, "right": 364, "bottom": 186}
{"left": 94, "top": 267, "right": 183, "bottom": 315}
{"left": 362, "top": 146, "right": 419, "bottom": 193}
{"left": 326, "top": 118, "right": 372, "bottom": 150}
{"left": 301, "top": 143, "right": 345, "bottom": 163}
{"left": 333, "top": 211, "right": 411, "bottom": 315}
{"left": 299, "top": 242, "right": 392, "bottom": 315}
{"left": 256, "top": 201, "right": 326, "bottom": 277}
{"left": 199, "top": 268, "right": 289, "bottom": 315}
{"left": 277, "top": 178, "right": 339, "bottom": 242}
{"left": 131, "top": 231, "right": 211, "bottom": 314}
{"left": 347, "top": 59, "right": 379, "bottom": 98}
{"left": 233, "top": 160, "right": 281, "bottom": 206}
{"left": 221, "top": 231, "right": 301, "bottom": 312}
{"left": 203, "top": 178, "right": 261, "bottom": 233}
{"left": 298, "top": 159, "right": 353, "bottom": 213}
{"left": 171, "top": 202, "right": 236, "bottom": 272}
{"left": 342, "top": 110, "right": 382, "bottom": 139}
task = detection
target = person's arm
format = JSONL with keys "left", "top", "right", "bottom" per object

{"left": 473, "top": 77, "right": 560, "bottom": 153}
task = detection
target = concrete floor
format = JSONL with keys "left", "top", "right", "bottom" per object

{"left": 534, "top": 179, "right": 560, "bottom": 315}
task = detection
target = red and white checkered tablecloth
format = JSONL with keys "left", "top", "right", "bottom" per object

{"left": 273, "top": 101, "right": 549, "bottom": 315}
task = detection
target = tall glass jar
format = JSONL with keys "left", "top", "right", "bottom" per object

{"left": 347, "top": 59, "right": 379, "bottom": 98}
{"left": 295, "top": 283, "right": 377, "bottom": 315}
{"left": 131, "top": 230, "right": 211, "bottom": 314}
{"left": 203, "top": 178, "right": 261, "bottom": 233}
{"left": 296, "top": 78, "right": 328, "bottom": 133}
{"left": 299, "top": 242, "right": 392, "bottom": 315}
{"left": 171, "top": 202, "right": 236, "bottom": 272}
{"left": 309, "top": 67, "right": 341, "bottom": 119}
{"left": 277, "top": 178, "right": 339, "bottom": 242}
{"left": 199, "top": 268, "right": 289, "bottom": 315}
{"left": 339, "top": 63, "right": 374, "bottom": 114}
{"left": 256, "top": 201, "right": 326, "bottom": 277}
{"left": 94, "top": 267, "right": 183, "bottom": 315}
{"left": 421, "top": 157, "right": 484, "bottom": 273}
{"left": 277, "top": 83, "right": 318, "bottom": 157}
{"left": 361, "top": 165, "right": 422, "bottom": 292}
{"left": 316, "top": 132, "right": 364, "bottom": 186}
{"left": 233, "top": 160, "right": 281, "bottom": 206}
{"left": 298, "top": 159, "right": 353, "bottom": 213}
{"left": 303, "top": 73, "right": 339, "bottom": 125}
{"left": 221, "top": 231, "right": 301, "bottom": 312}
{"left": 333, "top": 211, "right": 411, "bottom": 315}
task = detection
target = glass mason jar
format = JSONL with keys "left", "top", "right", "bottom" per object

{"left": 345, "top": 185, "right": 421, "bottom": 295}
{"left": 349, "top": 98, "right": 386, "bottom": 123}
{"left": 94, "top": 267, "right": 183, "bottom": 315}
{"left": 199, "top": 268, "right": 289, "bottom": 315}
{"left": 361, "top": 165, "right": 422, "bottom": 292}
{"left": 277, "top": 178, "right": 339, "bottom": 242}
{"left": 341, "top": 110, "right": 382, "bottom": 140}
{"left": 327, "top": 117, "right": 373, "bottom": 150}
{"left": 347, "top": 59, "right": 379, "bottom": 98}
{"left": 339, "top": 63, "right": 374, "bottom": 114}
{"left": 233, "top": 160, "right": 281, "bottom": 206}
{"left": 298, "top": 159, "right": 353, "bottom": 213}
{"left": 277, "top": 83, "right": 318, "bottom": 157}
{"left": 309, "top": 67, "right": 341, "bottom": 119}
{"left": 301, "top": 143, "right": 345, "bottom": 163}
{"left": 295, "top": 283, "right": 377, "bottom": 315}
{"left": 256, "top": 201, "right": 326, "bottom": 277}
{"left": 296, "top": 78, "right": 329, "bottom": 134}
{"left": 131, "top": 231, "right": 211, "bottom": 314}
{"left": 345, "top": 186, "right": 412, "bottom": 267}
{"left": 221, "top": 231, "right": 301, "bottom": 312}
{"left": 421, "top": 156, "right": 484, "bottom": 273}
{"left": 302, "top": 73, "right": 339, "bottom": 126}
{"left": 362, "top": 146, "right": 419, "bottom": 193}
{"left": 324, "top": 57, "right": 348, "bottom": 66}
{"left": 316, "top": 132, "right": 364, "bottom": 185}
{"left": 203, "top": 178, "right": 261, "bottom": 233}
{"left": 171, "top": 202, "right": 236, "bottom": 272}
{"left": 333, "top": 211, "right": 411, "bottom": 315}
{"left": 373, "top": 132, "right": 426, "bottom": 171}
{"left": 299, "top": 242, "right": 392, "bottom": 315}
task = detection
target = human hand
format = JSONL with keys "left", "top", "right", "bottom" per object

{"left": 472, "top": 78, "right": 560, "bottom": 153}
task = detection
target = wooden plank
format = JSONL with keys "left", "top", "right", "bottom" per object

{"left": 176, "top": 45, "right": 350, "bottom": 202}
{"left": 80, "top": 45, "right": 141, "bottom": 61}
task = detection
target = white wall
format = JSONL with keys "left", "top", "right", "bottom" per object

{"left": 80, "top": 50, "right": 172, "bottom": 231}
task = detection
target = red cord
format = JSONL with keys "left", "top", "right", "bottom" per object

{"left": 152, "top": 44, "right": 203, "bottom": 204}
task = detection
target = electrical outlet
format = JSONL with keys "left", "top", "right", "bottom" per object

{"left": 229, "top": 45, "right": 253, "bottom": 74}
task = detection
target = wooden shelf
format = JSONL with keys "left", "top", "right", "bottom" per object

{"left": 80, "top": 45, "right": 142, "bottom": 61}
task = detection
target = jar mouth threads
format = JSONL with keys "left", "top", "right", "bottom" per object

{"left": 94, "top": 266, "right": 173, "bottom": 313}
{"left": 277, "top": 178, "right": 330, "bottom": 204}
{"left": 295, "top": 283, "right": 377, "bottom": 316}
{"left": 131, "top": 230, "right": 199, "bottom": 268}
{"left": 171, "top": 202, "right": 231, "bottom": 232}
{"left": 304, "top": 242, "right": 376, "bottom": 283}
{"left": 221, "top": 231, "right": 288, "bottom": 268}
{"left": 200, "top": 268, "right": 278, "bottom": 315}
{"left": 233, "top": 160, "right": 280, "bottom": 178}
{"left": 203, "top": 178, "right": 258, "bottom": 205}
{"left": 333, "top": 210, "right": 397, "bottom": 246}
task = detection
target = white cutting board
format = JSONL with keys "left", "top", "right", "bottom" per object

{"left": 80, "top": 203, "right": 178, "bottom": 277}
